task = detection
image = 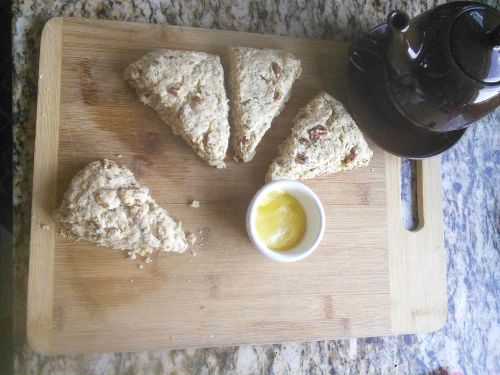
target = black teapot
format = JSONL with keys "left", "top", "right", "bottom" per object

{"left": 347, "top": 1, "right": 499, "bottom": 158}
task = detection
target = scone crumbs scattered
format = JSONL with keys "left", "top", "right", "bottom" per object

{"left": 40, "top": 224, "right": 50, "bottom": 231}
{"left": 200, "top": 305, "right": 206, "bottom": 311}
{"left": 190, "top": 200, "right": 200, "bottom": 208}
{"left": 145, "top": 257, "right": 152, "bottom": 264}
{"left": 130, "top": 279, "right": 134, "bottom": 283}
{"left": 59, "top": 228, "right": 77, "bottom": 241}
{"left": 138, "top": 264, "right": 144, "bottom": 269}
{"left": 370, "top": 168, "right": 374, "bottom": 172}
{"left": 187, "top": 232, "right": 197, "bottom": 245}
{"left": 194, "top": 228, "right": 207, "bottom": 247}
{"left": 116, "top": 154, "right": 123, "bottom": 158}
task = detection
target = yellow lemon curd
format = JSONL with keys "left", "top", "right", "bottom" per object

{"left": 255, "top": 191, "right": 306, "bottom": 251}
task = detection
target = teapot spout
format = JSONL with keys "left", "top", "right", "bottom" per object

{"left": 387, "top": 10, "right": 410, "bottom": 33}
{"left": 385, "top": 10, "right": 419, "bottom": 75}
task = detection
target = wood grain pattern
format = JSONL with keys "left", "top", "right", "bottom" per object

{"left": 28, "top": 17, "right": 446, "bottom": 354}
{"left": 27, "top": 17, "right": 63, "bottom": 354}
{"left": 386, "top": 156, "right": 447, "bottom": 334}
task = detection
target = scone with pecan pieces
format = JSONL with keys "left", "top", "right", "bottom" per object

{"left": 124, "top": 50, "right": 230, "bottom": 168}
{"left": 54, "top": 160, "right": 188, "bottom": 258}
{"left": 266, "top": 92, "right": 373, "bottom": 182}
{"left": 229, "top": 47, "right": 302, "bottom": 162}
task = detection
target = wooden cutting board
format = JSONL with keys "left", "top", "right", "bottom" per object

{"left": 28, "top": 17, "right": 446, "bottom": 354}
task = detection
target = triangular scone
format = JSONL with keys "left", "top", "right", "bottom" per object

{"left": 229, "top": 47, "right": 302, "bottom": 162}
{"left": 124, "top": 50, "right": 230, "bottom": 168}
{"left": 266, "top": 92, "right": 373, "bottom": 182}
{"left": 54, "top": 160, "right": 188, "bottom": 257}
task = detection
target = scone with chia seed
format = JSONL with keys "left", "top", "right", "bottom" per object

{"left": 266, "top": 92, "right": 373, "bottom": 182}
{"left": 124, "top": 50, "right": 230, "bottom": 168}
{"left": 229, "top": 47, "right": 302, "bottom": 162}
{"left": 54, "top": 159, "right": 188, "bottom": 258}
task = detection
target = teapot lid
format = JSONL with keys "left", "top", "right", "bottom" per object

{"left": 450, "top": 7, "right": 500, "bottom": 84}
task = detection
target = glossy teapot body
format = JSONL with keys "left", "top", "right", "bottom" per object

{"left": 384, "top": 2, "right": 500, "bottom": 133}
{"left": 347, "top": 1, "right": 499, "bottom": 158}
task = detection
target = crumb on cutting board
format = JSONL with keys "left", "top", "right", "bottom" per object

{"left": 187, "top": 232, "right": 197, "bottom": 245}
{"left": 190, "top": 200, "right": 200, "bottom": 208}
{"left": 59, "top": 228, "right": 77, "bottom": 241}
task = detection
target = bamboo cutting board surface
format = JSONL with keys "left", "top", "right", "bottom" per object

{"left": 28, "top": 18, "right": 447, "bottom": 354}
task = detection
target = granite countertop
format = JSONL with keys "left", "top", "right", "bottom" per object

{"left": 12, "top": 0, "right": 499, "bottom": 374}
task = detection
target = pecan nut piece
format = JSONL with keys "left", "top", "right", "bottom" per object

{"left": 343, "top": 147, "right": 358, "bottom": 164}
{"left": 203, "top": 133, "right": 210, "bottom": 149}
{"left": 167, "top": 85, "right": 180, "bottom": 96}
{"left": 296, "top": 153, "right": 308, "bottom": 164}
{"left": 89, "top": 219, "right": 101, "bottom": 232}
{"left": 271, "top": 62, "right": 282, "bottom": 77}
{"left": 298, "top": 137, "right": 310, "bottom": 145}
{"left": 308, "top": 125, "right": 328, "bottom": 142}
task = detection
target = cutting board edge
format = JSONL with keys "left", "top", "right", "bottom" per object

{"left": 27, "top": 17, "right": 64, "bottom": 355}
{"left": 386, "top": 155, "right": 447, "bottom": 335}
{"left": 41, "top": 331, "right": 396, "bottom": 355}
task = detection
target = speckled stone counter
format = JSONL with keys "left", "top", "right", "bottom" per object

{"left": 13, "top": 1, "right": 500, "bottom": 374}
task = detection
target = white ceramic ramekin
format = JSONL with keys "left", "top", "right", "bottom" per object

{"left": 246, "top": 180, "right": 325, "bottom": 262}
